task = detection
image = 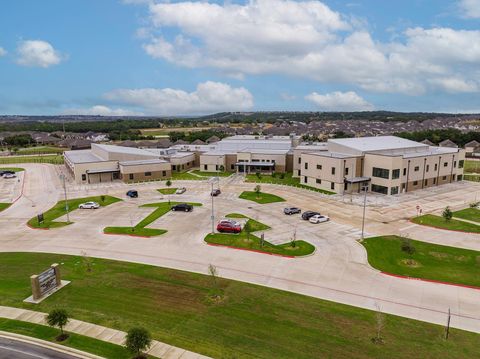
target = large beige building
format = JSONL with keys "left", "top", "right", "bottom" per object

{"left": 298, "top": 136, "right": 465, "bottom": 195}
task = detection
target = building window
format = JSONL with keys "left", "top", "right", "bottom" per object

{"left": 298, "top": 170, "right": 301, "bottom": 176}
{"left": 145, "top": 172, "right": 151, "bottom": 176}
{"left": 459, "top": 160, "right": 464, "bottom": 168}
{"left": 372, "top": 167, "right": 389, "bottom": 179}
{"left": 403, "top": 168, "right": 407, "bottom": 176}
{"left": 304, "top": 177, "right": 307, "bottom": 184}
{"left": 215, "top": 165, "right": 219, "bottom": 170}
{"left": 444, "top": 162, "right": 448, "bottom": 167}
{"left": 345, "top": 167, "right": 349, "bottom": 176}
{"left": 391, "top": 186, "right": 399, "bottom": 195}
{"left": 162, "top": 171, "right": 166, "bottom": 176}
{"left": 298, "top": 157, "right": 301, "bottom": 164}
{"left": 392, "top": 169, "right": 400, "bottom": 179}
{"left": 330, "top": 182, "right": 335, "bottom": 190}
{"left": 426, "top": 165, "right": 429, "bottom": 172}
{"left": 453, "top": 161, "right": 457, "bottom": 168}
{"left": 129, "top": 174, "right": 134, "bottom": 180}
{"left": 204, "top": 165, "right": 207, "bottom": 170}
{"left": 305, "top": 162, "right": 308, "bottom": 170}
{"left": 442, "top": 176, "right": 447, "bottom": 180}
{"left": 453, "top": 174, "right": 456, "bottom": 180}
{"left": 424, "top": 179, "right": 428, "bottom": 186}
{"left": 231, "top": 164, "right": 235, "bottom": 170}
{"left": 172, "top": 165, "right": 176, "bottom": 171}
{"left": 434, "top": 163, "right": 438, "bottom": 171}
{"left": 433, "top": 177, "right": 436, "bottom": 184}
{"left": 414, "top": 166, "right": 419, "bottom": 172}
{"left": 371, "top": 184, "right": 388, "bottom": 194}
{"left": 331, "top": 167, "right": 336, "bottom": 175}
{"left": 413, "top": 181, "right": 418, "bottom": 186}
{"left": 316, "top": 178, "right": 321, "bottom": 184}
{"left": 81, "top": 174, "right": 86, "bottom": 181}
{"left": 458, "top": 175, "right": 463, "bottom": 181}
{"left": 316, "top": 164, "right": 322, "bottom": 170}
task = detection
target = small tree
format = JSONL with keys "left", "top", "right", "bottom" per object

{"left": 166, "top": 179, "right": 172, "bottom": 188}
{"left": 100, "top": 195, "right": 105, "bottom": 203}
{"left": 290, "top": 227, "right": 297, "bottom": 248}
{"left": 125, "top": 327, "right": 152, "bottom": 359}
{"left": 81, "top": 250, "right": 93, "bottom": 272}
{"left": 46, "top": 309, "right": 69, "bottom": 341}
{"left": 244, "top": 220, "right": 252, "bottom": 241}
{"left": 219, "top": 165, "right": 225, "bottom": 172}
{"left": 255, "top": 172, "right": 261, "bottom": 179}
{"left": 372, "top": 303, "right": 385, "bottom": 344}
{"left": 442, "top": 206, "right": 453, "bottom": 221}
{"left": 400, "top": 237, "right": 415, "bottom": 255}
{"left": 279, "top": 172, "right": 285, "bottom": 179}
{"left": 254, "top": 185, "right": 261, "bottom": 198}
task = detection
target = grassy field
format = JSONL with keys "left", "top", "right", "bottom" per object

{"left": 104, "top": 201, "right": 202, "bottom": 237}
{"left": 239, "top": 190, "right": 286, "bottom": 204}
{"left": 0, "top": 203, "right": 11, "bottom": 212}
{"left": 0, "top": 167, "right": 25, "bottom": 172}
{"left": 1, "top": 252, "right": 479, "bottom": 359}
{"left": 362, "top": 235, "right": 480, "bottom": 288}
{"left": 453, "top": 208, "right": 480, "bottom": 223}
{"left": 464, "top": 160, "right": 480, "bottom": 173}
{"left": 464, "top": 174, "right": 480, "bottom": 182}
{"left": 169, "top": 171, "right": 204, "bottom": 180}
{"left": 412, "top": 214, "right": 480, "bottom": 233}
{"left": 27, "top": 196, "right": 121, "bottom": 229}
{"left": 157, "top": 187, "right": 177, "bottom": 194}
{"left": 245, "top": 172, "right": 335, "bottom": 195}
{"left": 0, "top": 318, "right": 133, "bottom": 359}
{"left": 190, "top": 170, "right": 231, "bottom": 177}
{"left": 14, "top": 146, "right": 65, "bottom": 155}
{"left": 0, "top": 155, "right": 64, "bottom": 165}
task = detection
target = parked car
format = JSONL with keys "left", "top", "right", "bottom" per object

{"left": 171, "top": 203, "right": 193, "bottom": 212}
{"left": 126, "top": 190, "right": 138, "bottom": 198}
{"left": 78, "top": 201, "right": 100, "bottom": 209}
{"left": 217, "top": 219, "right": 241, "bottom": 233}
{"left": 301, "top": 211, "right": 320, "bottom": 220}
{"left": 0, "top": 170, "right": 15, "bottom": 177}
{"left": 284, "top": 207, "right": 301, "bottom": 215}
{"left": 211, "top": 189, "right": 221, "bottom": 196}
{"left": 175, "top": 187, "right": 187, "bottom": 194}
{"left": 2, "top": 173, "right": 16, "bottom": 179}
{"left": 309, "top": 214, "right": 330, "bottom": 224}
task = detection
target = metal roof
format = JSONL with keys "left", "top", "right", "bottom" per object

{"left": 64, "top": 150, "right": 104, "bottom": 164}
{"left": 329, "top": 136, "right": 427, "bottom": 152}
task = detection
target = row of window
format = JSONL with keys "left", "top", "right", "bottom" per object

{"left": 128, "top": 171, "right": 168, "bottom": 180}
{"left": 371, "top": 175, "right": 456, "bottom": 195}
{"left": 304, "top": 162, "right": 350, "bottom": 176}
{"left": 373, "top": 160, "right": 464, "bottom": 180}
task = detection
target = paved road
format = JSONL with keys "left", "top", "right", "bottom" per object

{"left": 0, "top": 337, "right": 80, "bottom": 359}
{"left": 1, "top": 164, "right": 480, "bottom": 334}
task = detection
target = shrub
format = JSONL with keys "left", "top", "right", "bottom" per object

{"left": 125, "top": 327, "right": 152, "bottom": 359}
{"left": 442, "top": 206, "right": 453, "bottom": 221}
{"left": 401, "top": 238, "right": 415, "bottom": 255}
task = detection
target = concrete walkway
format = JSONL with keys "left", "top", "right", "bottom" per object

{"left": 0, "top": 305, "right": 210, "bottom": 359}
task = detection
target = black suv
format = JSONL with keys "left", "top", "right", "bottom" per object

{"left": 0, "top": 170, "right": 15, "bottom": 176}
{"left": 211, "top": 189, "right": 221, "bottom": 196}
{"left": 126, "top": 190, "right": 138, "bottom": 198}
{"left": 302, "top": 211, "right": 320, "bottom": 220}
{"left": 171, "top": 203, "right": 193, "bottom": 212}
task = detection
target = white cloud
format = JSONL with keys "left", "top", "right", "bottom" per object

{"left": 459, "top": 0, "right": 480, "bottom": 18}
{"left": 62, "top": 105, "right": 142, "bottom": 116}
{"left": 0, "top": 47, "right": 6, "bottom": 57}
{"left": 104, "top": 81, "right": 254, "bottom": 115}
{"left": 16, "top": 40, "right": 63, "bottom": 68}
{"left": 305, "top": 91, "right": 374, "bottom": 111}
{"left": 134, "top": 0, "right": 480, "bottom": 95}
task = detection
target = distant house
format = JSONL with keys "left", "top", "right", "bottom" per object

{"left": 32, "top": 133, "right": 61, "bottom": 145}
{"left": 174, "top": 139, "right": 189, "bottom": 145}
{"left": 58, "top": 138, "right": 93, "bottom": 150}
{"left": 155, "top": 139, "right": 172, "bottom": 148}
{"left": 191, "top": 139, "right": 205, "bottom": 145}
{"left": 420, "top": 139, "right": 435, "bottom": 146}
{"left": 117, "top": 140, "right": 138, "bottom": 148}
{"left": 206, "top": 136, "right": 220, "bottom": 144}
{"left": 465, "top": 140, "right": 480, "bottom": 157}
{"left": 439, "top": 139, "right": 458, "bottom": 148}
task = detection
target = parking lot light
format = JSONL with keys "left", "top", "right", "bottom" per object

{"left": 209, "top": 176, "right": 219, "bottom": 234}
{"left": 360, "top": 185, "right": 368, "bottom": 241}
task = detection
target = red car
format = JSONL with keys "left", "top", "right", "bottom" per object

{"left": 217, "top": 220, "right": 241, "bottom": 233}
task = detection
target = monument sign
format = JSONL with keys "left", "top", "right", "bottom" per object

{"left": 24, "top": 263, "right": 70, "bottom": 304}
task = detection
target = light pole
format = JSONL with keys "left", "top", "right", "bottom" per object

{"left": 60, "top": 174, "right": 70, "bottom": 222}
{"left": 210, "top": 176, "right": 219, "bottom": 234}
{"left": 360, "top": 184, "right": 368, "bottom": 241}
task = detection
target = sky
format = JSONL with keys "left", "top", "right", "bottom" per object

{"left": 0, "top": 0, "right": 480, "bottom": 116}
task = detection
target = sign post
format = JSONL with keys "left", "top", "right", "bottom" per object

{"left": 24, "top": 263, "right": 70, "bottom": 304}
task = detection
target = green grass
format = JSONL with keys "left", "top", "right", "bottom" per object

{"left": 14, "top": 146, "right": 65, "bottom": 155}
{"left": 0, "top": 318, "right": 133, "bottom": 359}
{"left": 0, "top": 203, "right": 11, "bottom": 212}
{"left": 157, "top": 187, "right": 177, "bottom": 194}
{"left": 412, "top": 214, "right": 480, "bottom": 233}
{"left": 225, "top": 213, "right": 271, "bottom": 231}
{"left": 0, "top": 155, "right": 64, "bottom": 165}
{"left": 464, "top": 160, "right": 480, "bottom": 173}
{"left": 245, "top": 172, "right": 335, "bottom": 195}
{"left": 1, "top": 252, "right": 479, "bottom": 359}
{"left": 190, "top": 170, "right": 231, "bottom": 177}
{"left": 169, "top": 171, "right": 204, "bottom": 180}
{"left": 104, "top": 201, "right": 202, "bottom": 237}
{"left": 225, "top": 213, "right": 248, "bottom": 219}
{"left": 0, "top": 167, "right": 25, "bottom": 172}
{"left": 464, "top": 174, "right": 480, "bottom": 182}
{"left": 239, "top": 190, "right": 286, "bottom": 204}
{"left": 453, "top": 208, "right": 480, "bottom": 223}
{"left": 27, "top": 195, "right": 122, "bottom": 229}
{"left": 362, "top": 235, "right": 480, "bottom": 288}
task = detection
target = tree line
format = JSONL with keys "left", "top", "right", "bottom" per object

{"left": 395, "top": 129, "right": 480, "bottom": 147}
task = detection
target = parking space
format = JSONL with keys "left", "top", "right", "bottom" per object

{"left": 0, "top": 169, "right": 24, "bottom": 203}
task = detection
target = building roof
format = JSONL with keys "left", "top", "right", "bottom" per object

{"left": 309, "top": 151, "right": 360, "bottom": 159}
{"left": 439, "top": 139, "right": 458, "bottom": 148}
{"left": 119, "top": 159, "right": 168, "bottom": 166}
{"left": 420, "top": 139, "right": 435, "bottom": 146}
{"left": 206, "top": 136, "right": 220, "bottom": 143}
{"left": 401, "top": 146, "right": 459, "bottom": 158}
{"left": 64, "top": 150, "right": 104, "bottom": 163}
{"left": 465, "top": 140, "right": 480, "bottom": 148}
{"left": 117, "top": 140, "right": 138, "bottom": 147}
{"left": 92, "top": 143, "right": 157, "bottom": 157}
{"left": 191, "top": 139, "right": 206, "bottom": 145}
{"left": 328, "top": 136, "right": 427, "bottom": 153}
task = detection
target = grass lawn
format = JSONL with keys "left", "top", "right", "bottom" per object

{"left": 411, "top": 214, "right": 480, "bottom": 233}
{"left": 0, "top": 167, "right": 25, "bottom": 172}
{"left": 453, "top": 207, "right": 480, "bottom": 223}
{"left": 104, "top": 201, "right": 202, "bottom": 237}
{"left": 157, "top": 187, "right": 177, "bottom": 194}
{"left": 362, "top": 235, "right": 480, "bottom": 288}
{"left": 14, "top": 146, "right": 64, "bottom": 155}
{"left": 169, "top": 171, "right": 204, "bottom": 180}
{"left": 1, "top": 252, "right": 479, "bottom": 359}
{"left": 0, "top": 203, "right": 11, "bottom": 212}
{"left": 27, "top": 195, "right": 122, "bottom": 229}
{"left": 239, "top": 190, "right": 286, "bottom": 204}
{"left": 0, "top": 155, "right": 64, "bottom": 165}
{"left": 0, "top": 318, "right": 133, "bottom": 359}
{"left": 190, "top": 170, "right": 231, "bottom": 177}
{"left": 225, "top": 213, "right": 271, "bottom": 231}
{"left": 464, "top": 160, "right": 480, "bottom": 173}
{"left": 245, "top": 172, "right": 335, "bottom": 195}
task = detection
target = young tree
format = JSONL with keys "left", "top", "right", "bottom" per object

{"left": 442, "top": 206, "right": 453, "bottom": 221}
{"left": 208, "top": 263, "right": 218, "bottom": 289}
{"left": 254, "top": 185, "right": 261, "bottom": 199}
{"left": 46, "top": 309, "right": 69, "bottom": 341}
{"left": 219, "top": 165, "right": 225, "bottom": 172}
{"left": 244, "top": 220, "right": 252, "bottom": 241}
{"left": 290, "top": 227, "right": 297, "bottom": 248}
{"left": 372, "top": 303, "right": 385, "bottom": 344}
{"left": 81, "top": 250, "right": 93, "bottom": 273}
{"left": 165, "top": 179, "right": 172, "bottom": 188}
{"left": 125, "top": 327, "right": 152, "bottom": 358}
{"left": 100, "top": 195, "right": 105, "bottom": 203}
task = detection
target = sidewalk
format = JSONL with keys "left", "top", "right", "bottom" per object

{"left": 0, "top": 305, "right": 210, "bottom": 359}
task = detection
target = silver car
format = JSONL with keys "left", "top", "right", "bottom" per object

{"left": 78, "top": 201, "right": 100, "bottom": 209}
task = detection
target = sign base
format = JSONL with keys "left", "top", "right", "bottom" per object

{"left": 23, "top": 280, "right": 71, "bottom": 304}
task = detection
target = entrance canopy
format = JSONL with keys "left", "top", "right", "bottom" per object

{"left": 235, "top": 161, "right": 275, "bottom": 167}
{"left": 86, "top": 169, "right": 119, "bottom": 174}
{"left": 344, "top": 176, "right": 371, "bottom": 183}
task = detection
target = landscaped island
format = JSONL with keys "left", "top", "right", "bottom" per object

{"left": 239, "top": 190, "right": 286, "bottom": 204}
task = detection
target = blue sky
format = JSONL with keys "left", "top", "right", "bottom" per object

{"left": 0, "top": 0, "right": 479, "bottom": 115}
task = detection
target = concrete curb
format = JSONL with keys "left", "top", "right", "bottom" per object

{"left": 381, "top": 272, "right": 480, "bottom": 291}
{"left": 206, "top": 242, "right": 296, "bottom": 258}
{"left": 103, "top": 231, "right": 152, "bottom": 238}
{"left": 0, "top": 331, "right": 104, "bottom": 359}
{"left": 26, "top": 223, "right": 50, "bottom": 230}
{"left": 409, "top": 218, "right": 480, "bottom": 234}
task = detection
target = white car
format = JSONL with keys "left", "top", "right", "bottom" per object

{"left": 175, "top": 187, "right": 186, "bottom": 194}
{"left": 3, "top": 173, "right": 16, "bottom": 179}
{"left": 309, "top": 214, "right": 330, "bottom": 224}
{"left": 78, "top": 201, "right": 100, "bottom": 209}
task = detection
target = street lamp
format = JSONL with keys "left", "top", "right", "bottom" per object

{"left": 360, "top": 184, "right": 368, "bottom": 241}
{"left": 60, "top": 174, "right": 70, "bottom": 222}
{"left": 210, "top": 176, "right": 219, "bottom": 234}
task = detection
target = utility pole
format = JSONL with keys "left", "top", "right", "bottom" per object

{"left": 60, "top": 174, "right": 70, "bottom": 222}
{"left": 210, "top": 176, "right": 219, "bottom": 234}
{"left": 360, "top": 184, "right": 368, "bottom": 241}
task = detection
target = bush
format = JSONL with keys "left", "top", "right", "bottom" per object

{"left": 46, "top": 309, "right": 69, "bottom": 341}
{"left": 469, "top": 202, "right": 480, "bottom": 208}
{"left": 125, "top": 327, "right": 152, "bottom": 358}
{"left": 255, "top": 172, "right": 261, "bottom": 179}
{"left": 279, "top": 173, "right": 285, "bottom": 179}
{"left": 401, "top": 238, "right": 415, "bottom": 255}
{"left": 442, "top": 206, "right": 453, "bottom": 221}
